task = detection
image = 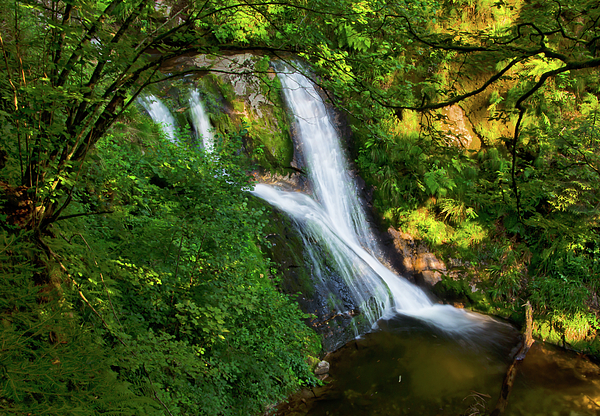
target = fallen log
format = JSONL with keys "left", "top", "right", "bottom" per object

{"left": 491, "top": 301, "right": 535, "bottom": 416}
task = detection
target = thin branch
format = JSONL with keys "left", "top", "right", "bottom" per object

{"left": 134, "top": 4, "right": 191, "bottom": 51}
{"left": 0, "top": 32, "right": 18, "bottom": 110}
{"left": 69, "top": 0, "right": 150, "bottom": 130}
{"left": 51, "top": 3, "right": 73, "bottom": 76}
{"left": 48, "top": 246, "right": 124, "bottom": 345}
{"left": 56, "top": 210, "right": 115, "bottom": 221}
{"left": 511, "top": 108, "right": 525, "bottom": 219}
{"left": 393, "top": 56, "right": 527, "bottom": 113}
{"left": 552, "top": 0, "right": 580, "bottom": 43}
{"left": 56, "top": 0, "right": 125, "bottom": 87}
{"left": 144, "top": 364, "right": 175, "bottom": 416}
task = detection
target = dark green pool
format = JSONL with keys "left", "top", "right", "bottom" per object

{"left": 276, "top": 314, "right": 600, "bottom": 416}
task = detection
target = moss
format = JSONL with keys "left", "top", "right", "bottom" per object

{"left": 256, "top": 201, "right": 314, "bottom": 297}
{"left": 240, "top": 72, "right": 294, "bottom": 173}
{"left": 191, "top": 75, "right": 236, "bottom": 135}
{"left": 216, "top": 75, "right": 237, "bottom": 103}
{"left": 246, "top": 109, "right": 293, "bottom": 173}
{"left": 191, "top": 58, "right": 295, "bottom": 174}
{"left": 179, "top": 68, "right": 294, "bottom": 172}
{"left": 306, "top": 355, "right": 320, "bottom": 370}
{"left": 533, "top": 316, "right": 600, "bottom": 356}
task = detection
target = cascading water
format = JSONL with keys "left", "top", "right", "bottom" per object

{"left": 137, "top": 69, "right": 502, "bottom": 339}
{"left": 139, "top": 94, "right": 178, "bottom": 142}
{"left": 133, "top": 69, "right": 600, "bottom": 416}
{"left": 189, "top": 89, "right": 215, "bottom": 152}
{"left": 253, "top": 67, "right": 501, "bottom": 338}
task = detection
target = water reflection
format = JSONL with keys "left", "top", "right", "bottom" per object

{"left": 276, "top": 314, "right": 600, "bottom": 416}
{"left": 508, "top": 342, "right": 600, "bottom": 415}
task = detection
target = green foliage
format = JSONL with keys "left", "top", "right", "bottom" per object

{"left": 351, "top": 1, "right": 600, "bottom": 344}
{"left": 1, "top": 0, "right": 600, "bottom": 405}
{"left": 1, "top": 114, "right": 319, "bottom": 414}
{"left": 424, "top": 167, "right": 456, "bottom": 197}
{"left": 56, "top": 124, "right": 319, "bottom": 414}
{"left": 438, "top": 198, "right": 477, "bottom": 224}
{"left": 0, "top": 231, "right": 156, "bottom": 415}
{"left": 484, "top": 243, "right": 528, "bottom": 304}
{"left": 357, "top": 85, "right": 600, "bottom": 351}
{"left": 357, "top": 129, "right": 429, "bottom": 210}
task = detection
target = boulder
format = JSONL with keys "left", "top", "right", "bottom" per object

{"left": 414, "top": 252, "right": 445, "bottom": 286}
{"left": 315, "top": 360, "right": 330, "bottom": 375}
{"left": 419, "top": 270, "right": 443, "bottom": 286}
{"left": 387, "top": 227, "right": 446, "bottom": 288}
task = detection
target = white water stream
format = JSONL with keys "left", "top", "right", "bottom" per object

{"left": 189, "top": 89, "right": 215, "bottom": 152}
{"left": 139, "top": 94, "right": 178, "bottom": 142}
{"left": 138, "top": 72, "right": 500, "bottom": 337}
{"left": 253, "top": 68, "right": 499, "bottom": 337}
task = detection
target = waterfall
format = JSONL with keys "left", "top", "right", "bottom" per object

{"left": 189, "top": 89, "right": 215, "bottom": 152}
{"left": 253, "top": 67, "right": 499, "bottom": 337}
{"left": 139, "top": 94, "right": 178, "bottom": 142}
{"left": 140, "top": 90, "right": 214, "bottom": 150}
{"left": 136, "top": 70, "right": 502, "bottom": 338}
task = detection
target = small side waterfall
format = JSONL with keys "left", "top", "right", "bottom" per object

{"left": 189, "top": 89, "right": 215, "bottom": 152}
{"left": 139, "top": 94, "right": 178, "bottom": 142}
{"left": 253, "top": 68, "right": 499, "bottom": 337}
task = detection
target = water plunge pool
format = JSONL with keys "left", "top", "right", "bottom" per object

{"left": 276, "top": 313, "right": 600, "bottom": 416}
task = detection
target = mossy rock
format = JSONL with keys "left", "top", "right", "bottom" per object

{"left": 257, "top": 202, "right": 314, "bottom": 297}
{"left": 192, "top": 59, "right": 294, "bottom": 173}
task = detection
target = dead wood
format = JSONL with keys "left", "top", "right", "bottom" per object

{"left": 491, "top": 301, "right": 535, "bottom": 416}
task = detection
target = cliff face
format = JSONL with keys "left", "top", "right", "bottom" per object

{"left": 151, "top": 44, "right": 600, "bottom": 356}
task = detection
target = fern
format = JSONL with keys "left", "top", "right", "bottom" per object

{"left": 438, "top": 198, "right": 478, "bottom": 224}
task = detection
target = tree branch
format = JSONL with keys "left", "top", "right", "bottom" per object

{"left": 393, "top": 56, "right": 527, "bottom": 113}
{"left": 56, "top": 210, "right": 115, "bottom": 221}
{"left": 56, "top": 0, "right": 125, "bottom": 87}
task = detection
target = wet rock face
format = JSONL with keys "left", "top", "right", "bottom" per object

{"left": 386, "top": 228, "right": 446, "bottom": 288}
{"left": 253, "top": 171, "right": 310, "bottom": 194}
{"left": 260, "top": 207, "right": 366, "bottom": 352}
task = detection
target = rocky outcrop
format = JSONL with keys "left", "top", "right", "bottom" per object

{"left": 442, "top": 104, "right": 480, "bottom": 149}
{"left": 314, "top": 360, "right": 330, "bottom": 381}
{"left": 387, "top": 227, "right": 446, "bottom": 288}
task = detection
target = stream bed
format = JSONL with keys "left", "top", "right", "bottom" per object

{"left": 276, "top": 314, "right": 600, "bottom": 416}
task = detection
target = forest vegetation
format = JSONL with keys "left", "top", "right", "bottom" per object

{"left": 1, "top": 0, "right": 599, "bottom": 414}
